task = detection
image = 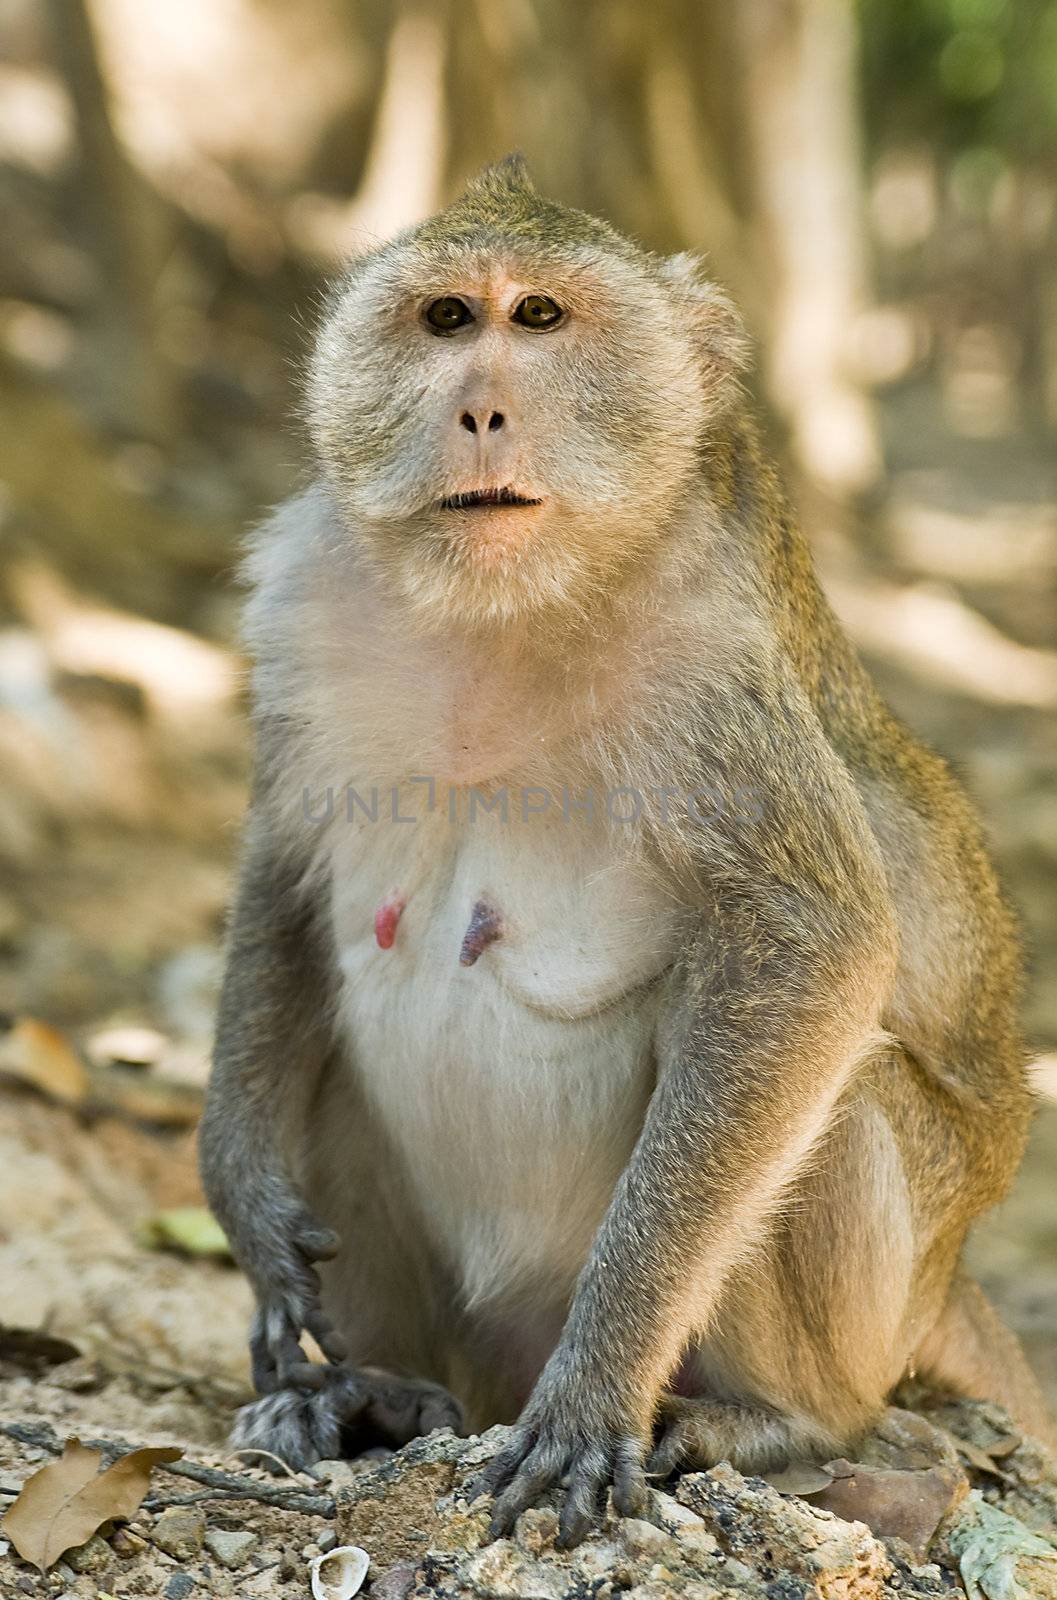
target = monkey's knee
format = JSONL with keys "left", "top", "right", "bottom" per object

{"left": 701, "top": 1097, "right": 918, "bottom": 1440}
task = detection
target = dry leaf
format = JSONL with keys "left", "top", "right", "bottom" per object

{"left": 0, "top": 1017, "right": 88, "bottom": 1105}
{"left": 310, "top": 1545, "right": 370, "bottom": 1600}
{"left": 763, "top": 1461, "right": 836, "bottom": 1495}
{"left": 956, "top": 1438, "right": 1016, "bottom": 1484}
{"left": 809, "top": 1461, "right": 968, "bottom": 1562}
{"left": 1, "top": 1438, "right": 182, "bottom": 1571}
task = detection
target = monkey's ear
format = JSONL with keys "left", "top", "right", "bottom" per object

{"left": 657, "top": 253, "right": 752, "bottom": 406}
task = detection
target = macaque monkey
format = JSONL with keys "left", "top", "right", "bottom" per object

{"left": 199, "top": 157, "right": 1052, "bottom": 1546}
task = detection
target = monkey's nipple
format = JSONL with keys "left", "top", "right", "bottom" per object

{"left": 374, "top": 891, "right": 406, "bottom": 950}
{"left": 459, "top": 899, "right": 503, "bottom": 967}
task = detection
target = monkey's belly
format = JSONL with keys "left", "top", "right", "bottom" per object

{"left": 327, "top": 803, "right": 676, "bottom": 1307}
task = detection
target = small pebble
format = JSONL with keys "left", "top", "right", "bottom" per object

{"left": 204, "top": 1529, "right": 259, "bottom": 1570}
{"left": 302, "top": 1543, "right": 321, "bottom": 1561}
{"left": 165, "top": 1574, "right": 196, "bottom": 1600}
{"left": 317, "top": 1529, "right": 338, "bottom": 1553}
{"left": 112, "top": 1525, "right": 149, "bottom": 1558}
{"left": 65, "top": 1533, "right": 111, "bottom": 1573}
{"left": 152, "top": 1507, "right": 206, "bottom": 1561}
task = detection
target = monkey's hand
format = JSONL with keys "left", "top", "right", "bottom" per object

{"left": 242, "top": 1195, "right": 348, "bottom": 1395}
{"left": 469, "top": 1355, "right": 649, "bottom": 1548}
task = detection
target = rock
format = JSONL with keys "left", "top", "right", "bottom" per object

{"left": 309, "top": 1458, "right": 376, "bottom": 1489}
{"left": 318, "top": 1528, "right": 339, "bottom": 1552}
{"left": 329, "top": 1401, "right": 1057, "bottom": 1599}
{"left": 112, "top": 1526, "right": 149, "bottom": 1558}
{"left": 165, "top": 1575, "right": 197, "bottom": 1600}
{"left": 151, "top": 1506, "right": 207, "bottom": 1561}
{"left": 63, "top": 1532, "right": 112, "bottom": 1573}
{"left": 203, "top": 1528, "right": 259, "bottom": 1569}
{"left": 371, "top": 1564, "right": 417, "bottom": 1600}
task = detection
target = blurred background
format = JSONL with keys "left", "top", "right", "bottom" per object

{"left": 0, "top": 0, "right": 1054, "bottom": 1429}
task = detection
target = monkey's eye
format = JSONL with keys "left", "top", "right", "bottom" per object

{"left": 425, "top": 296, "right": 474, "bottom": 333}
{"left": 512, "top": 295, "right": 563, "bottom": 330}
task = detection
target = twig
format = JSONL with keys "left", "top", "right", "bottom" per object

{"left": 236, "top": 1558, "right": 280, "bottom": 1585}
{"left": 1, "top": 1421, "right": 335, "bottom": 1518}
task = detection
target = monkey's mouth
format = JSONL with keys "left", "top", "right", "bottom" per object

{"left": 439, "top": 488, "right": 542, "bottom": 511}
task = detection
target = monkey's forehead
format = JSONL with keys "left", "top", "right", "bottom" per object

{"left": 337, "top": 229, "right": 665, "bottom": 312}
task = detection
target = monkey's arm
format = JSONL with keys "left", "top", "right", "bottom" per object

{"left": 475, "top": 686, "right": 899, "bottom": 1545}
{"left": 199, "top": 801, "right": 347, "bottom": 1394}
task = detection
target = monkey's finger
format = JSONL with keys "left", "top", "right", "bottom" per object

{"left": 272, "top": 1321, "right": 315, "bottom": 1387}
{"left": 468, "top": 1430, "right": 535, "bottom": 1504}
{"left": 556, "top": 1444, "right": 609, "bottom": 1549}
{"left": 611, "top": 1437, "right": 648, "bottom": 1518}
{"left": 297, "top": 1222, "right": 340, "bottom": 1261}
{"left": 283, "top": 1360, "right": 331, "bottom": 1390}
{"left": 250, "top": 1334, "right": 280, "bottom": 1396}
{"left": 250, "top": 1308, "right": 286, "bottom": 1394}
{"left": 419, "top": 1388, "right": 465, "bottom": 1437}
{"left": 488, "top": 1442, "right": 562, "bottom": 1539}
{"left": 646, "top": 1424, "right": 687, "bottom": 1478}
{"left": 303, "top": 1308, "right": 348, "bottom": 1365}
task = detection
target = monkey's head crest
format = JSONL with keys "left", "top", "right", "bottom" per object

{"left": 307, "top": 161, "right": 748, "bottom": 630}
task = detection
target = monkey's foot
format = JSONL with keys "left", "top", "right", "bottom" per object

{"left": 648, "top": 1393, "right": 800, "bottom": 1477}
{"left": 232, "top": 1366, "right": 465, "bottom": 1472}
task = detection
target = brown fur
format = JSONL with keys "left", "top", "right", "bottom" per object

{"left": 200, "top": 158, "right": 1051, "bottom": 1548}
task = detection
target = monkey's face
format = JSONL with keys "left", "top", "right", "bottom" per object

{"left": 307, "top": 168, "right": 746, "bottom": 629}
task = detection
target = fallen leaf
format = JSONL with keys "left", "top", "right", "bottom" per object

{"left": 311, "top": 1545, "right": 370, "bottom": 1600}
{"left": 808, "top": 1462, "right": 967, "bottom": 1562}
{"left": 1, "top": 1438, "right": 182, "bottom": 1571}
{"left": 0, "top": 1017, "right": 88, "bottom": 1105}
{"left": 956, "top": 1438, "right": 1016, "bottom": 1484}
{"left": 0, "top": 1326, "right": 80, "bottom": 1375}
{"left": 764, "top": 1461, "right": 836, "bottom": 1495}
{"left": 139, "top": 1207, "right": 231, "bottom": 1258}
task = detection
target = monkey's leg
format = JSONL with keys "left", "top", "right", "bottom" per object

{"left": 651, "top": 1058, "right": 1056, "bottom": 1474}
{"left": 914, "top": 1274, "right": 1057, "bottom": 1449}
{"left": 649, "top": 1085, "right": 921, "bottom": 1475}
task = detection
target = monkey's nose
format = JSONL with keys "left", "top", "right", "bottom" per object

{"left": 459, "top": 409, "right": 505, "bottom": 434}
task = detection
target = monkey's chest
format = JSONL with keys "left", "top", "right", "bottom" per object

{"left": 326, "top": 797, "right": 677, "bottom": 1303}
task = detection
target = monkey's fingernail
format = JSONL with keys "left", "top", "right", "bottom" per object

{"left": 459, "top": 899, "right": 503, "bottom": 967}
{"left": 374, "top": 890, "right": 406, "bottom": 950}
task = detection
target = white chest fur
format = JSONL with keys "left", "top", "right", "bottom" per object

{"left": 326, "top": 793, "right": 677, "bottom": 1308}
